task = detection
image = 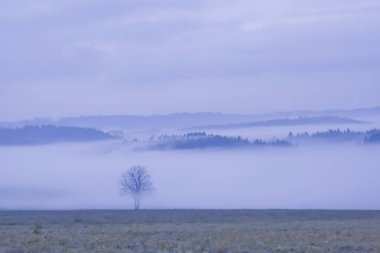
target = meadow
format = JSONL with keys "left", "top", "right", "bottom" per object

{"left": 1, "top": 210, "right": 380, "bottom": 253}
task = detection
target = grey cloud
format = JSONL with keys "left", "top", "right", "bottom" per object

{"left": 0, "top": 0, "right": 380, "bottom": 119}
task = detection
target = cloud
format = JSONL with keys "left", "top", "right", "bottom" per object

{"left": 1, "top": 0, "right": 380, "bottom": 120}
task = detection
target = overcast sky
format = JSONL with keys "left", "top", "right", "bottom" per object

{"left": 1, "top": 0, "right": 380, "bottom": 120}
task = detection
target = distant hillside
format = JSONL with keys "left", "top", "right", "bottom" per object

{"left": 0, "top": 106, "right": 378, "bottom": 130}
{"left": 0, "top": 125, "right": 115, "bottom": 145}
{"left": 251, "top": 106, "right": 380, "bottom": 120}
{"left": 148, "top": 132, "right": 291, "bottom": 150}
{"left": 0, "top": 113, "right": 259, "bottom": 130}
{"left": 188, "top": 116, "right": 366, "bottom": 130}
{"left": 56, "top": 113, "right": 259, "bottom": 130}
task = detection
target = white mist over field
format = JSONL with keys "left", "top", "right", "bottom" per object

{"left": 1, "top": 140, "right": 379, "bottom": 210}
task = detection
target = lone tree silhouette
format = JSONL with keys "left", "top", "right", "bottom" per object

{"left": 120, "top": 166, "right": 154, "bottom": 210}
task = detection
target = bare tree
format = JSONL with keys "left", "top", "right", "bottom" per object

{"left": 120, "top": 166, "right": 154, "bottom": 210}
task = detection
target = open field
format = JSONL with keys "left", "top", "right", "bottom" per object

{"left": 1, "top": 210, "right": 380, "bottom": 253}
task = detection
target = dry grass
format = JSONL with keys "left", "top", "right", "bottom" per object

{"left": 1, "top": 210, "right": 380, "bottom": 253}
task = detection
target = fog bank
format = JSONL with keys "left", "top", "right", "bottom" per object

{"left": 0, "top": 142, "right": 379, "bottom": 210}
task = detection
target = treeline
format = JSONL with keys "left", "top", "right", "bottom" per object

{"left": 149, "top": 132, "right": 291, "bottom": 150}
{"left": 0, "top": 125, "right": 115, "bottom": 145}
{"left": 288, "top": 129, "right": 380, "bottom": 143}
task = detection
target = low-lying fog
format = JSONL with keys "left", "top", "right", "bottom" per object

{"left": 1, "top": 138, "right": 379, "bottom": 210}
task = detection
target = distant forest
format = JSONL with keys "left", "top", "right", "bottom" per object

{"left": 288, "top": 129, "right": 380, "bottom": 143}
{"left": 149, "top": 129, "right": 380, "bottom": 150}
{"left": 0, "top": 125, "right": 115, "bottom": 145}
{"left": 365, "top": 129, "right": 380, "bottom": 143}
{"left": 149, "top": 132, "right": 291, "bottom": 150}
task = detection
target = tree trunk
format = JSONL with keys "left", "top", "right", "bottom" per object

{"left": 133, "top": 195, "right": 140, "bottom": 210}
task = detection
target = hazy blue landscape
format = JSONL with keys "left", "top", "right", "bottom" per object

{"left": 1, "top": 0, "right": 380, "bottom": 252}
{"left": 0, "top": 107, "right": 379, "bottom": 211}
